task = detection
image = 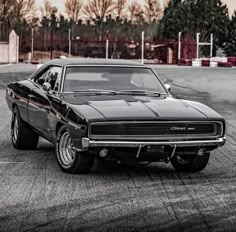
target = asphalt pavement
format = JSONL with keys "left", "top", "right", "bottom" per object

{"left": 0, "top": 64, "right": 235, "bottom": 232}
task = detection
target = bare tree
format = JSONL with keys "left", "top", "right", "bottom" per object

{"left": 142, "top": 0, "right": 162, "bottom": 41}
{"left": 128, "top": 1, "right": 143, "bottom": 23}
{"left": 83, "top": 0, "right": 115, "bottom": 19}
{"left": 65, "top": 0, "right": 83, "bottom": 22}
{"left": 84, "top": 0, "right": 115, "bottom": 40}
{"left": 0, "top": 0, "right": 14, "bottom": 21}
{"left": 14, "top": 0, "right": 37, "bottom": 22}
{"left": 0, "top": 0, "right": 36, "bottom": 24}
{"left": 143, "top": 0, "right": 162, "bottom": 23}
{"left": 115, "top": 0, "right": 127, "bottom": 18}
{"left": 40, "top": 0, "right": 57, "bottom": 18}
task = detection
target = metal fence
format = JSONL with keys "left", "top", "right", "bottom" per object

{"left": 19, "top": 31, "right": 179, "bottom": 63}
{"left": 17, "top": 29, "right": 200, "bottom": 64}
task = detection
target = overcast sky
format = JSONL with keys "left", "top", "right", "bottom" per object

{"left": 35, "top": 0, "right": 236, "bottom": 16}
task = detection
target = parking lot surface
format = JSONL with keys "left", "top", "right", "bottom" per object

{"left": 0, "top": 64, "right": 235, "bottom": 231}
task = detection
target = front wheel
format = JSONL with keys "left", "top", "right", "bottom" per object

{"left": 56, "top": 126, "right": 94, "bottom": 174}
{"left": 171, "top": 152, "right": 210, "bottom": 172}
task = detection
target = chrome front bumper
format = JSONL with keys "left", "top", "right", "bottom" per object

{"left": 82, "top": 137, "right": 226, "bottom": 149}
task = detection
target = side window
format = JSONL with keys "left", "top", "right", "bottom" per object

{"left": 34, "top": 67, "right": 50, "bottom": 85}
{"left": 46, "top": 66, "right": 62, "bottom": 91}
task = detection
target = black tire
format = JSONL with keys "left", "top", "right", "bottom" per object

{"left": 170, "top": 153, "right": 210, "bottom": 172}
{"left": 11, "top": 107, "right": 39, "bottom": 149}
{"left": 56, "top": 126, "right": 94, "bottom": 174}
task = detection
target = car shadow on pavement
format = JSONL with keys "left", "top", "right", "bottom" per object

{"left": 8, "top": 138, "right": 229, "bottom": 185}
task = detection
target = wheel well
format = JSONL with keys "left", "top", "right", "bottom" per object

{"left": 56, "top": 122, "right": 64, "bottom": 135}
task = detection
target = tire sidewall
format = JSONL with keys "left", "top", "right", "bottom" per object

{"left": 171, "top": 153, "right": 210, "bottom": 172}
{"left": 11, "top": 107, "right": 20, "bottom": 148}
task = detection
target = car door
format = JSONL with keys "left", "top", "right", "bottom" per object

{"left": 28, "top": 65, "right": 62, "bottom": 139}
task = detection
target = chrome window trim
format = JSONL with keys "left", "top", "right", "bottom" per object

{"left": 88, "top": 121, "right": 224, "bottom": 140}
{"left": 31, "top": 64, "right": 63, "bottom": 94}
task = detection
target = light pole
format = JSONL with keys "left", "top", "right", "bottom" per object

{"left": 196, "top": 32, "right": 200, "bottom": 59}
{"left": 69, "top": 28, "right": 71, "bottom": 58}
{"left": 210, "top": 33, "right": 213, "bottom": 57}
{"left": 178, "top": 32, "right": 181, "bottom": 61}
{"left": 106, "top": 30, "right": 109, "bottom": 59}
{"left": 31, "top": 28, "right": 34, "bottom": 61}
{"left": 141, "top": 31, "right": 145, "bottom": 64}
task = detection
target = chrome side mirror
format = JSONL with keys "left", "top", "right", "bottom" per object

{"left": 165, "top": 83, "right": 172, "bottom": 92}
{"left": 42, "top": 82, "right": 51, "bottom": 92}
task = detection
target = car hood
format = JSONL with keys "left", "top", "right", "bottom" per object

{"left": 62, "top": 94, "right": 223, "bottom": 122}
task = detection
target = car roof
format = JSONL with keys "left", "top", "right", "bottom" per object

{"left": 45, "top": 58, "right": 145, "bottom": 67}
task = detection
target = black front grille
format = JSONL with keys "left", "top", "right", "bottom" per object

{"left": 185, "top": 123, "right": 215, "bottom": 135}
{"left": 90, "top": 124, "right": 121, "bottom": 135}
{"left": 90, "top": 122, "right": 219, "bottom": 137}
{"left": 123, "top": 123, "right": 185, "bottom": 135}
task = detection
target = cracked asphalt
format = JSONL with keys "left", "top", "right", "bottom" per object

{"left": 0, "top": 64, "right": 235, "bottom": 232}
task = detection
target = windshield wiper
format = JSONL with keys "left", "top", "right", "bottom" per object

{"left": 118, "top": 90, "right": 161, "bottom": 96}
{"left": 73, "top": 89, "right": 118, "bottom": 95}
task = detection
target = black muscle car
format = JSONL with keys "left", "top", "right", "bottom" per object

{"left": 6, "top": 58, "right": 226, "bottom": 174}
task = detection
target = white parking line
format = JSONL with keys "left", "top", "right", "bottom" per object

{"left": 0, "top": 64, "right": 12, "bottom": 69}
{"left": 0, "top": 162, "right": 24, "bottom": 163}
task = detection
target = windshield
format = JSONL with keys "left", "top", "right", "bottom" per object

{"left": 63, "top": 66, "right": 167, "bottom": 94}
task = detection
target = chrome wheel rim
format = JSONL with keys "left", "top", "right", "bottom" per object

{"left": 58, "top": 132, "right": 75, "bottom": 166}
{"left": 13, "top": 115, "right": 19, "bottom": 143}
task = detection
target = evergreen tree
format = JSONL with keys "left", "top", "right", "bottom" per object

{"left": 225, "top": 11, "right": 236, "bottom": 56}
{"left": 157, "top": 0, "right": 230, "bottom": 50}
{"left": 157, "top": 0, "right": 182, "bottom": 40}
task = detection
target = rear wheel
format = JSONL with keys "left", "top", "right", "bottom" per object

{"left": 170, "top": 153, "right": 210, "bottom": 172}
{"left": 56, "top": 126, "right": 94, "bottom": 174}
{"left": 11, "top": 107, "right": 39, "bottom": 149}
